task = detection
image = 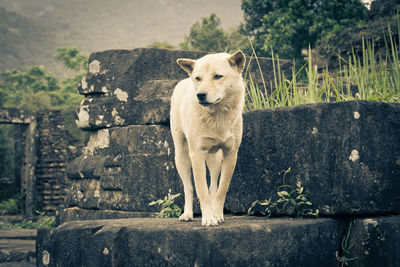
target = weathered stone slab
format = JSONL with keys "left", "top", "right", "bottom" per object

{"left": 75, "top": 48, "right": 292, "bottom": 130}
{"left": 65, "top": 124, "right": 182, "bottom": 213}
{"left": 58, "top": 207, "right": 155, "bottom": 223}
{"left": 36, "top": 217, "right": 341, "bottom": 267}
{"left": 0, "top": 108, "right": 34, "bottom": 124}
{"left": 230, "top": 101, "right": 400, "bottom": 215}
{"left": 0, "top": 229, "right": 36, "bottom": 240}
{"left": 345, "top": 216, "right": 400, "bottom": 267}
{"left": 65, "top": 153, "right": 181, "bottom": 211}
{"left": 75, "top": 49, "right": 206, "bottom": 130}
{"left": 76, "top": 79, "right": 178, "bottom": 129}
{"left": 0, "top": 229, "right": 36, "bottom": 265}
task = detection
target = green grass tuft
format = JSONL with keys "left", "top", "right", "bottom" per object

{"left": 244, "top": 13, "right": 400, "bottom": 111}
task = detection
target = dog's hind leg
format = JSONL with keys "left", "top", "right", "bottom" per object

{"left": 214, "top": 150, "right": 238, "bottom": 222}
{"left": 206, "top": 151, "right": 223, "bottom": 222}
{"left": 173, "top": 133, "right": 194, "bottom": 221}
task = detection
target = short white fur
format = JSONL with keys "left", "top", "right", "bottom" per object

{"left": 170, "top": 51, "right": 246, "bottom": 226}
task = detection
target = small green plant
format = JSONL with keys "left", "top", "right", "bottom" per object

{"left": 0, "top": 216, "right": 56, "bottom": 230}
{"left": 148, "top": 190, "right": 182, "bottom": 218}
{"left": 336, "top": 220, "right": 358, "bottom": 266}
{"left": 248, "top": 168, "right": 319, "bottom": 218}
{"left": 0, "top": 195, "right": 25, "bottom": 215}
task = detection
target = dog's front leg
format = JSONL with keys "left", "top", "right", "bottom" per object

{"left": 190, "top": 152, "right": 219, "bottom": 227}
{"left": 206, "top": 151, "right": 222, "bottom": 212}
{"left": 214, "top": 150, "right": 238, "bottom": 222}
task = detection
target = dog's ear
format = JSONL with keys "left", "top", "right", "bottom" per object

{"left": 177, "top": 58, "right": 196, "bottom": 75}
{"left": 228, "top": 50, "right": 246, "bottom": 73}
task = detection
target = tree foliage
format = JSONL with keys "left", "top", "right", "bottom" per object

{"left": 147, "top": 41, "right": 177, "bottom": 50}
{"left": 180, "top": 13, "right": 226, "bottom": 52}
{"left": 54, "top": 47, "right": 88, "bottom": 72}
{"left": 180, "top": 13, "right": 249, "bottom": 53}
{"left": 0, "top": 47, "right": 87, "bottom": 111}
{"left": 241, "top": 0, "right": 368, "bottom": 59}
{"left": 0, "top": 47, "right": 88, "bottom": 184}
{"left": 0, "top": 67, "right": 59, "bottom": 111}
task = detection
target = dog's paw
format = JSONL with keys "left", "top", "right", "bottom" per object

{"left": 179, "top": 212, "right": 193, "bottom": 222}
{"left": 201, "top": 215, "right": 219, "bottom": 227}
{"left": 212, "top": 202, "right": 224, "bottom": 223}
{"left": 214, "top": 212, "right": 224, "bottom": 223}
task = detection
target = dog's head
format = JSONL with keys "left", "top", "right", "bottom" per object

{"left": 177, "top": 50, "right": 245, "bottom": 107}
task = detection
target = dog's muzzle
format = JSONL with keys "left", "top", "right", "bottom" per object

{"left": 197, "top": 93, "right": 212, "bottom": 106}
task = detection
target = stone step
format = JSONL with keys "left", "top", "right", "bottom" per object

{"left": 37, "top": 217, "right": 340, "bottom": 266}
{"left": 0, "top": 229, "right": 36, "bottom": 240}
{"left": 36, "top": 216, "right": 400, "bottom": 267}
{"left": 0, "top": 229, "right": 36, "bottom": 266}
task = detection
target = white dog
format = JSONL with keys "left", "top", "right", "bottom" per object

{"left": 170, "top": 51, "right": 246, "bottom": 226}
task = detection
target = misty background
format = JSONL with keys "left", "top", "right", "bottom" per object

{"left": 0, "top": 0, "right": 242, "bottom": 77}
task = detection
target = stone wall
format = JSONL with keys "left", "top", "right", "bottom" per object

{"left": 37, "top": 48, "right": 400, "bottom": 267}
{"left": 0, "top": 108, "right": 82, "bottom": 215}
{"left": 63, "top": 48, "right": 293, "bottom": 220}
{"left": 35, "top": 110, "right": 82, "bottom": 214}
{"left": 62, "top": 48, "right": 400, "bottom": 221}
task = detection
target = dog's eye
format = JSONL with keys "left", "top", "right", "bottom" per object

{"left": 195, "top": 76, "right": 201, "bottom": 81}
{"left": 214, "top": 74, "right": 223, "bottom": 80}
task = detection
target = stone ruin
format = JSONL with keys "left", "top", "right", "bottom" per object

{"left": 0, "top": 108, "right": 81, "bottom": 216}
{"left": 38, "top": 48, "right": 400, "bottom": 266}
{"left": 62, "top": 48, "right": 293, "bottom": 221}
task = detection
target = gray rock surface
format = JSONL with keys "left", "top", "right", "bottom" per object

{"left": 0, "top": 229, "right": 36, "bottom": 266}
{"left": 346, "top": 216, "right": 400, "bottom": 267}
{"left": 64, "top": 101, "right": 400, "bottom": 220}
{"left": 75, "top": 48, "right": 291, "bottom": 130}
{"left": 37, "top": 217, "right": 341, "bottom": 267}
{"left": 232, "top": 100, "right": 400, "bottom": 215}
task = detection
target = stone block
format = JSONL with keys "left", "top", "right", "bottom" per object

{"left": 230, "top": 101, "right": 400, "bottom": 215}
{"left": 0, "top": 229, "right": 36, "bottom": 240}
{"left": 58, "top": 207, "right": 156, "bottom": 223}
{"left": 65, "top": 153, "right": 181, "bottom": 212}
{"left": 36, "top": 217, "right": 341, "bottom": 267}
{"left": 345, "top": 216, "right": 400, "bottom": 267}
{"left": 75, "top": 49, "right": 206, "bottom": 130}
{"left": 0, "top": 107, "right": 34, "bottom": 124}
{"left": 0, "top": 229, "right": 36, "bottom": 265}
{"left": 64, "top": 124, "right": 183, "bottom": 214}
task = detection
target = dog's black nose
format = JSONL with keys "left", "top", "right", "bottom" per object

{"left": 197, "top": 93, "right": 207, "bottom": 101}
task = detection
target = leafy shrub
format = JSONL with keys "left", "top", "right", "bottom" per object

{"left": 149, "top": 190, "right": 182, "bottom": 218}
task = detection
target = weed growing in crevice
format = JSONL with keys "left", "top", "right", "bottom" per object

{"left": 247, "top": 168, "right": 319, "bottom": 218}
{"left": 148, "top": 189, "right": 182, "bottom": 218}
{"left": 336, "top": 220, "right": 358, "bottom": 266}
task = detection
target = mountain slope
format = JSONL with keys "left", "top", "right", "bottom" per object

{"left": 0, "top": 0, "right": 242, "bottom": 76}
{"left": 0, "top": 8, "right": 58, "bottom": 72}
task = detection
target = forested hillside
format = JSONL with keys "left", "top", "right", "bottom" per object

{"left": 0, "top": 8, "right": 58, "bottom": 74}
{"left": 0, "top": 0, "right": 242, "bottom": 76}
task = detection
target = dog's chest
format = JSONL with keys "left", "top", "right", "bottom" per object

{"left": 199, "top": 135, "right": 235, "bottom": 153}
{"left": 197, "top": 113, "right": 239, "bottom": 153}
